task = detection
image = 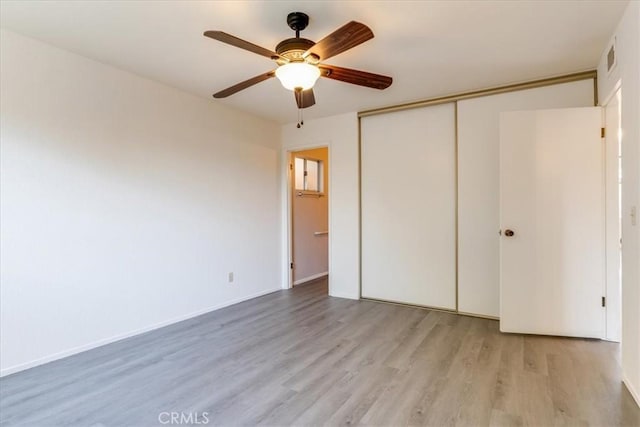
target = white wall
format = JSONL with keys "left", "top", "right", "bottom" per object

{"left": 0, "top": 30, "right": 282, "bottom": 376}
{"left": 281, "top": 113, "right": 359, "bottom": 299}
{"left": 597, "top": 0, "right": 640, "bottom": 406}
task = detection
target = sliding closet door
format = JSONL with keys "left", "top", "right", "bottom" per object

{"left": 361, "top": 103, "right": 456, "bottom": 309}
{"left": 456, "top": 79, "right": 594, "bottom": 318}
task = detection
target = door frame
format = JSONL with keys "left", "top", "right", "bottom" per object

{"left": 602, "top": 81, "right": 623, "bottom": 342}
{"left": 283, "top": 143, "right": 330, "bottom": 290}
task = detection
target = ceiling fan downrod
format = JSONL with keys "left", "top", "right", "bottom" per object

{"left": 287, "top": 12, "right": 309, "bottom": 38}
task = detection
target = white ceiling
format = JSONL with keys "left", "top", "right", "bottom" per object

{"left": 0, "top": 1, "right": 628, "bottom": 124}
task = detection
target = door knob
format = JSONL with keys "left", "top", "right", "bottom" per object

{"left": 504, "top": 229, "right": 515, "bottom": 237}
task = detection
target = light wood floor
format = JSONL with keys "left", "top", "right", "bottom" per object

{"left": 1, "top": 279, "right": 639, "bottom": 426}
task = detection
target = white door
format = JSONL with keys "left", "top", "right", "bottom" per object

{"left": 499, "top": 107, "right": 605, "bottom": 338}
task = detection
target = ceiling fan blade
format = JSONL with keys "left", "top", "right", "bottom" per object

{"left": 303, "top": 21, "right": 374, "bottom": 61}
{"left": 213, "top": 71, "right": 275, "bottom": 98}
{"left": 294, "top": 89, "right": 316, "bottom": 109}
{"left": 319, "top": 64, "right": 392, "bottom": 90}
{"left": 204, "top": 31, "right": 281, "bottom": 60}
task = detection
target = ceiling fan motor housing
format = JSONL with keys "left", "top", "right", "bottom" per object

{"left": 275, "top": 38, "right": 318, "bottom": 63}
{"left": 276, "top": 13, "right": 319, "bottom": 64}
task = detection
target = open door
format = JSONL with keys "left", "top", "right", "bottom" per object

{"left": 499, "top": 107, "right": 605, "bottom": 338}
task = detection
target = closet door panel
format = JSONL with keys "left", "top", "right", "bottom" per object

{"left": 361, "top": 103, "right": 456, "bottom": 309}
{"left": 457, "top": 79, "right": 594, "bottom": 317}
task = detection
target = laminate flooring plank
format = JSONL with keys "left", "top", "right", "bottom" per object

{"left": 523, "top": 336, "right": 549, "bottom": 376}
{"left": 547, "top": 353, "right": 582, "bottom": 421}
{"left": 282, "top": 339, "right": 360, "bottom": 392}
{"left": 370, "top": 304, "right": 428, "bottom": 342}
{"left": 207, "top": 386, "right": 298, "bottom": 427}
{"left": 255, "top": 367, "right": 348, "bottom": 426}
{"left": 359, "top": 361, "right": 440, "bottom": 426}
{"left": 488, "top": 409, "right": 523, "bottom": 427}
{"left": 406, "top": 375, "right": 450, "bottom": 427}
{"left": 516, "top": 370, "right": 556, "bottom": 427}
{"left": 449, "top": 323, "right": 503, "bottom": 426}
{"left": 410, "top": 323, "right": 491, "bottom": 426}
{"left": 383, "top": 311, "right": 441, "bottom": 370}
{"left": 1, "top": 279, "right": 639, "bottom": 427}
{"left": 364, "top": 316, "right": 473, "bottom": 425}
{"left": 292, "top": 367, "right": 374, "bottom": 426}
{"left": 333, "top": 335, "right": 398, "bottom": 373}
{"left": 322, "top": 365, "right": 398, "bottom": 426}
{"left": 492, "top": 333, "right": 524, "bottom": 414}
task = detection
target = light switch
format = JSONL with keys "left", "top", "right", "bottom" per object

{"left": 631, "top": 206, "right": 637, "bottom": 226}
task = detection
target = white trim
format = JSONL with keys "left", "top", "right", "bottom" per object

{"left": 600, "top": 78, "right": 621, "bottom": 107}
{"left": 623, "top": 375, "right": 640, "bottom": 408}
{"left": 293, "top": 271, "right": 328, "bottom": 286}
{"left": 282, "top": 142, "right": 331, "bottom": 293}
{"left": 604, "top": 88, "right": 622, "bottom": 342}
{"left": 328, "top": 291, "right": 359, "bottom": 300}
{"left": 0, "top": 287, "right": 281, "bottom": 377}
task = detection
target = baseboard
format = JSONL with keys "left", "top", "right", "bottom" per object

{"left": 457, "top": 311, "right": 500, "bottom": 321}
{"left": 328, "top": 291, "right": 359, "bottom": 300}
{"left": 293, "top": 271, "right": 328, "bottom": 286}
{"left": 0, "top": 287, "right": 281, "bottom": 377}
{"left": 623, "top": 375, "right": 640, "bottom": 408}
{"left": 360, "top": 296, "right": 456, "bottom": 313}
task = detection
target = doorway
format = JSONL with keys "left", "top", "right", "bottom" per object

{"left": 288, "top": 147, "right": 329, "bottom": 289}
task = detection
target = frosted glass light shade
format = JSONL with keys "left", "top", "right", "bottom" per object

{"left": 275, "top": 62, "right": 321, "bottom": 91}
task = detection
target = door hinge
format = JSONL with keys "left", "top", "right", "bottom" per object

{"left": 290, "top": 163, "right": 293, "bottom": 170}
{"left": 601, "top": 127, "right": 606, "bottom": 138}
{"left": 602, "top": 296, "right": 606, "bottom": 307}
{"left": 290, "top": 262, "right": 294, "bottom": 270}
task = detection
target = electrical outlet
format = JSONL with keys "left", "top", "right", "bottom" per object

{"left": 228, "top": 272, "right": 234, "bottom": 283}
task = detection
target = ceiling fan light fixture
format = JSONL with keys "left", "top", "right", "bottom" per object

{"left": 275, "top": 62, "right": 320, "bottom": 91}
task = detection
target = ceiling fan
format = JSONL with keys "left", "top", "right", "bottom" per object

{"left": 204, "top": 12, "right": 392, "bottom": 125}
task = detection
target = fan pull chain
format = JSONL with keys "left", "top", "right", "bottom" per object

{"left": 296, "top": 88, "right": 304, "bottom": 128}
{"left": 297, "top": 109, "right": 304, "bottom": 128}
